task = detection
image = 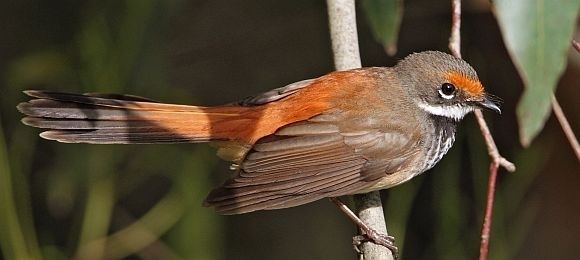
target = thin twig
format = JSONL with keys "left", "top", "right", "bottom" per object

{"left": 551, "top": 95, "right": 580, "bottom": 162}
{"left": 552, "top": 40, "right": 580, "bottom": 162}
{"left": 478, "top": 162, "right": 499, "bottom": 260}
{"left": 449, "top": 0, "right": 515, "bottom": 172}
{"left": 449, "top": 0, "right": 462, "bottom": 58}
{"left": 448, "top": 1, "right": 516, "bottom": 259}
{"left": 327, "top": 0, "right": 393, "bottom": 259}
{"left": 572, "top": 39, "right": 580, "bottom": 52}
{"left": 474, "top": 110, "right": 516, "bottom": 172}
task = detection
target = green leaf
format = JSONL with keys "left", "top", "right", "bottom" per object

{"left": 361, "top": 0, "right": 404, "bottom": 56}
{"left": 493, "top": 0, "right": 579, "bottom": 146}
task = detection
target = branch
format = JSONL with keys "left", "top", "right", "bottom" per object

{"left": 326, "top": 0, "right": 393, "bottom": 259}
{"left": 478, "top": 161, "right": 499, "bottom": 260}
{"left": 327, "top": 0, "right": 362, "bottom": 70}
{"left": 447, "top": 1, "right": 516, "bottom": 259}
{"left": 551, "top": 40, "right": 580, "bottom": 162}
{"left": 552, "top": 95, "right": 580, "bottom": 162}
{"left": 572, "top": 39, "right": 580, "bottom": 52}
{"left": 449, "top": 0, "right": 462, "bottom": 58}
{"left": 473, "top": 110, "right": 516, "bottom": 172}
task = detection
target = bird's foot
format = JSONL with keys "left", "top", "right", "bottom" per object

{"left": 352, "top": 228, "right": 398, "bottom": 259}
{"left": 330, "top": 197, "right": 398, "bottom": 258}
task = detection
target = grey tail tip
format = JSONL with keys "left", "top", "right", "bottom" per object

{"left": 39, "top": 131, "right": 57, "bottom": 141}
{"left": 16, "top": 102, "right": 28, "bottom": 114}
{"left": 39, "top": 131, "right": 76, "bottom": 143}
{"left": 20, "top": 117, "right": 35, "bottom": 127}
{"left": 23, "top": 90, "right": 40, "bottom": 96}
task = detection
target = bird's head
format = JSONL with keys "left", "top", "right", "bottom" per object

{"left": 395, "top": 51, "right": 500, "bottom": 121}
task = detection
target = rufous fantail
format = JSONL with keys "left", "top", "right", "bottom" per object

{"left": 18, "top": 51, "right": 499, "bottom": 216}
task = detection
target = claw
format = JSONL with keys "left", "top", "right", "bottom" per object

{"left": 363, "top": 228, "right": 398, "bottom": 258}
{"left": 330, "top": 197, "right": 399, "bottom": 258}
{"left": 352, "top": 231, "right": 398, "bottom": 259}
{"left": 352, "top": 235, "right": 365, "bottom": 254}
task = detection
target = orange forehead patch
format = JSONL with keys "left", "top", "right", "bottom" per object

{"left": 445, "top": 71, "right": 484, "bottom": 96}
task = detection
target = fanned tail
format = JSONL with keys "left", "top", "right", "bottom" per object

{"left": 17, "top": 90, "right": 253, "bottom": 144}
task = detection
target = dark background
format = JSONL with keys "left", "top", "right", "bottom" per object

{"left": 0, "top": 0, "right": 578, "bottom": 259}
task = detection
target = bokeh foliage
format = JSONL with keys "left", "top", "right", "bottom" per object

{"left": 494, "top": 0, "right": 579, "bottom": 146}
{"left": 1, "top": 1, "right": 222, "bottom": 259}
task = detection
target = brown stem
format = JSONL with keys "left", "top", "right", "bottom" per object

{"left": 449, "top": 0, "right": 462, "bottom": 58}
{"left": 478, "top": 162, "right": 499, "bottom": 260}
{"left": 572, "top": 39, "right": 580, "bottom": 52}
{"left": 474, "top": 110, "right": 516, "bottom": 172}
{"left": 551, "top": 95, "right": 580, "bottom": 162}
{"left": 448, "top": 1, "right": 516, "bottom": 259}
{"left": 553, "top": 40, "right": 580, "bottom": 162}
{"left": 449, "top": 0, "right": 514, "bottom": 171}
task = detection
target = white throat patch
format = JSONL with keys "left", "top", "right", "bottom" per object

{"left": 418, "top": 102, "right": 474, "bottom": 121}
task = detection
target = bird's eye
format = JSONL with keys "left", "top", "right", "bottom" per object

{"left": 438, "top": 83, "right": 456, "bottom": 99}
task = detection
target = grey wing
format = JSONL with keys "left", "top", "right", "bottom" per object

{"left": 237, "top": 79, "right": 315, "bottom": 106}
{"left": 203, "top": 120, "right": 419, "bottom": 215}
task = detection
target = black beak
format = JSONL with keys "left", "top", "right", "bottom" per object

{"left": 475, "top": 97, "right": 501, "bottom": 114}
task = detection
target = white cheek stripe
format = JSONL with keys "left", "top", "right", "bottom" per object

{"left": 418, "top": 102, "right": 474, "bottom": 121}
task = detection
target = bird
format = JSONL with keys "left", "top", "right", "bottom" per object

{"left": 18, "top": 51, "right": 500, "bottom": 252}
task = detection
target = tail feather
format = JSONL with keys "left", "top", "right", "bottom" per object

{"left": 18, "top": 86, "right": 332, "bottom": 145}
{"left": 22, "top": 90, "right": 234, "bottom": 112}
{"left": 21, "top": 117, "right": 150, "bottom": 130}
{"left": 17, "top": 90, "right": 249, "bottom": 144}
{"left": 18, "top": 99, "right": 229, "bottom": 121}
{"left": 39, "top": 130, "right": 207, "bottom": 144}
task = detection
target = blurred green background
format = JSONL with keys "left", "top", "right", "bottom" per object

{"left": 0, "top": 0, "right": 578, "bottom": 259}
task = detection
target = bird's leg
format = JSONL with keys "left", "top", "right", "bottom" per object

{"left": 330, "top": 197, "right": 398, "bottom": 258}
